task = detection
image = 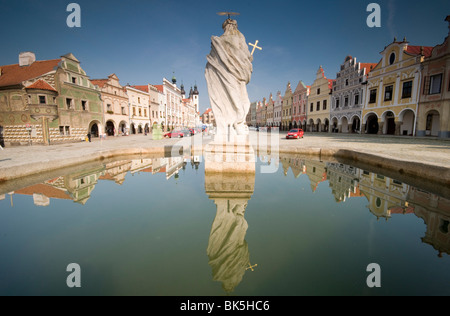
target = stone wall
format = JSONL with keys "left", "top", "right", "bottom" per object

{"left": 3, "top": 124, "right": 87, "bottom": 146}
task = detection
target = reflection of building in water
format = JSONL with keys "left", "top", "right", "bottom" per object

{"left": 358, "top": 169, "right": 411, "bottom": 220}
{"left": 165, "top": 157, "right": 186, "bottom": 180}
{"left": 6, "top": 155, "right": 200, "bottom": 207}
{"left": 13, "top": 183, "right": 72, "bottom": 206}
{"left": 99, "top": 160, "right": 132, "bottom": 185}
{"left": 142, "top": 157, "right": 188, "bottom": 180}
{"left": 205, "top": 169, "right": 255, "bottom": 294}
{"left": 304, "top": 160, "right": 327, "bottom": 192}
{"left": 55, "top": 166, "right": 105, "bottom": 205}
{"left": 326, "top": 163, "right": 362, "bottom": 202}
{"left": 280, "top": 156, "right": 306, "bottom": 178}
{"left": 190, "top": 155, "right": 201, "bottom": 170}
{"left": 129, "top": 159, "right": 154, "bottom": 175}
{"left": 408, "top": 188, "right": 450, "bottom": 257}
{"left": 11, "top": 165, "right": 105, "bottom": 206}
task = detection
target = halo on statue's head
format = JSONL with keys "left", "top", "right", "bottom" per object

{"left": 217, "top": 12, "right": 240, "bottom": 19}
{"left": 217, "top": 12, "right": 240, "bottom": 33}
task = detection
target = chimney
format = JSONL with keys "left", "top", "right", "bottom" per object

{"left": 19, "top": 52, "right": 36, "bottom": 66}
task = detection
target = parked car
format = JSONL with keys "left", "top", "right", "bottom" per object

{"left": 286, "top": 129, "right": 304, "bottom": 139}
{"left": 164, "top": 130, "right": 185, "bottom": 138}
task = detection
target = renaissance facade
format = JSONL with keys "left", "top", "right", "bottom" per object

{"left": 0, "top": 52, "right": 102, "bottom": 145}
{"left": 307, "top": 66, "right": 334, "bottom": 133}
{"left": 91, "top": 74, "right": 129, "bottom": 136}
{"left": 362, "top": 39, "right": 433, "bottom": 136}
{"left": 331, "top": 56, "right": 377, "bottom": 133}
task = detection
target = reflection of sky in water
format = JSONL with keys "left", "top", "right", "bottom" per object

{"left": 0, "top": 157, "right": 449, "bottom": 296}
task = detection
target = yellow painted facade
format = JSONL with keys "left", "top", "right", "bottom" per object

{"left": 362, "top": 40, "right": 429, "bottom": 135}
{"left": 307, "top": 66, "right": 333, "bottom": 132}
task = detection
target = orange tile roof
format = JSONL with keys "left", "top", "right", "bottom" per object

{"left": 405, "top": 45, "right": 433, "bottom": 58}
{"left": 389, "top": 206, "right": 415, "bottom": 214}
{"left": 15, "top": 184, "right": 71, "bottom": 200}
{"left": 153, "top": 85, "right": 164, "bottom": 93}
{"left": 360, "top": 63, "right": 378, "bottom": 74}
{"left": 91, "top": 79, "right": 108, "bottom": 88}
{"left": 131, "top": 85, "right": 149, "bottom": 93}
{"left": 0, "top": 59, "right": 61, "bottom": 87}
{"left": 25, "top": 79, "right": 57, "bottom": 92}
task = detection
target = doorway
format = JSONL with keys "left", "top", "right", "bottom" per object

{"left": 386, "top": 112, "right": 396, "bottom": 135}
{"left": 90, "top": 123, "right": 99, "bottom": 138}
{"left": 426, "top": 110, "right": 440, "bottom": 136}
{"left": 366, "top": 115, "right": 379, "bottom": 134}
{"left": 106, "top": 121, "right": 115, "bottom": 136}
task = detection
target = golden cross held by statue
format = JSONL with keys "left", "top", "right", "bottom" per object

{"left": 249, "top": 40, "right": 262, "bottom": 55}
{"left": 246, "top": 263, "right": 258, "bottom": 271}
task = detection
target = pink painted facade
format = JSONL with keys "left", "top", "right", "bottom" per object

{"left": 292, "top": 80, "right": 310, "bottom": 129}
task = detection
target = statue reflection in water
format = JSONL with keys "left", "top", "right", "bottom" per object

{"left": 205, "top": 159, "right": 255, "bottom": 293}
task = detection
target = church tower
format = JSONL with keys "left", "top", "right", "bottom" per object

{"left": 180, "top": 83, "right": 186, "bottom": 99}
{"left": 192, "top": 83, "right": 199, "bottom": 114}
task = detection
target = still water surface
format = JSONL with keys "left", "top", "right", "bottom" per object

{"left": 0, "top": 154, "right": 449, "bottom": 296}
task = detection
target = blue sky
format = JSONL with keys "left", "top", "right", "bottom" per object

{"left": 0, "top": 0, "right": 449, "bottom": 113}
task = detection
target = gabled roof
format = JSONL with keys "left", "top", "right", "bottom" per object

{"left": 14, "top": 184, "right": 71, "bottom": 200}
{"left": 294, "top": 80, "right": 310, "bottom": 94}
{"left": 360, "top": 63, "right": 378, "bottom": 74}
{"left": 153, "top": 85, "right": 164, "bottom": 93}
{"left": 90, "top": 79, "right": 108, "bottom": 88}
{"left": 61, "top": 53, "right": 79, "bottom": 63}
{"left": 405, "top": 45, "right": 433, "bottom": 58}
{"left": 0, "top": 59, "right": 61, "bottom": 87}
{"left": 131, "top": 85, "right": 149, "bottom": 93}
{"left": 25, "top": 79, "right": 57, "bottom": 92}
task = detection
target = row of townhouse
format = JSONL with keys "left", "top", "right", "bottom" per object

{"left": 250, "top": 16, "right": 450, "bottom": 138}
{"left": 0, "top": 52, "right": 200, "bottom": 146}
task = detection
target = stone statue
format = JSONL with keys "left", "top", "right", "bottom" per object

{"left": 205, "top": 17, "right": 253, "bottom": 137}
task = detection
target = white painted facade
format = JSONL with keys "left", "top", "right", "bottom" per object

{"left": 125, "top": 86, "right": 150, "bottom": 134}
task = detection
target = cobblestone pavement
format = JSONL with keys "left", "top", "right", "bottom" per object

{"left": 0, "top": 132, "right": 449, "bottom": 180}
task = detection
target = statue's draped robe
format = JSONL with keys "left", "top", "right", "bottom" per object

{"left": 205, "top": 30, "right": 252, "bottom": 134}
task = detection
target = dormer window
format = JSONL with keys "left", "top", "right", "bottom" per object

{"left": 389, "top": 52, "right": 396, "bottom": 65}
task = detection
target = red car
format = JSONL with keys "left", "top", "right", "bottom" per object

{"left": 164, "top": 130, "right": 185, "bottom": 138}
{"left": 286, "top": 129, "right": 304, "bottom": 139}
